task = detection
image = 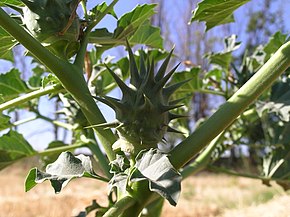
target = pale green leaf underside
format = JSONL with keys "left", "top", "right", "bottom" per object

{"left": 190, "top": 0, "right": 250, "bottom": 30}
{"left": 131, "top": 149, "right": 181, "bottom": 206}
{"left": 25, "top": 151, "right": 108, "bottom": 193}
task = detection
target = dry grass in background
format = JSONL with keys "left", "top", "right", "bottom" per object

{"left": 1, "top": 160, "right": 290, "bottom": 217}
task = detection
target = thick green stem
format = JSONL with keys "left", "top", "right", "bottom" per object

{"left": 0, "top": 84, "right": 64, "bottom": 112}
{"left": 103, "top": 196, "right": 136, "bottom": 217}
{"left": 170, "top": 41, "right": 290, "bottom": 169}
{"left": 0, "top": 8, "right": 117, "bottom": 162}
{"left": 86, "top": 129, "right": 111, "bottom": 178}
{"left": 181, "top": 132, "right": 224, "bottom": 179}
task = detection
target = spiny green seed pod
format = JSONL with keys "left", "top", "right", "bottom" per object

{"left": 22, "top": 0, "right": 80, "bottom": 58}
{"left": 95, "top": 42, "right": 189, "bottom": 155}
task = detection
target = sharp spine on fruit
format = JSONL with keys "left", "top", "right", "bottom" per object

{"left": 167, "top": 126, "right": 184, "bottom": 134}
{"left": 169, "top": 113, "right": 188, "bottom": 121}
{"left": 104, "top": 64, "right": 135, "bottom": 99}
{"left": 155, "top": 63, "right": 181, "bottom": 92}
{"left": 155, "top": 48, "right": 175, "bottom": 81}
{"left": 163, "top": 78, "right": 192, "bottom": 100}
{"left": 93, "top": 41, "right": 188, "bottom": 155}
{"left": 126, "top": 40, "right": 140, "bottom": 87}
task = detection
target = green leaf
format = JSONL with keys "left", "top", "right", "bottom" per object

{"left": 262, "top": 125, "right": 290, "bottom": 190}
{"left": 0, "top": 0, "right": 23, "bottom": 7}
{"left": 205, "top": 35, "right": 241, "bottom": 69}
{"left": 28, "top": 65, "right": 46, "bottom": 88}
{"left": 42, "top": 73, "right": 61, "bottom": 88}
{"left": 89, "top": 2, "right": 118, "bottom": 20}
{"left": 25, "top": 151, "right": 108, "bottom": 193}
{"left": 0, "top": 26, "right": 18, "bottom": 61}
{"left": 0, "top": 68, "right": 28, "bottom": 103}
{"left": 171, "top": 67, "right": 202, "bottom": 93}
{"left": 88, "top": 5, "right": 162, "bottom": 54}
{"left": 190, "top": 0, "right": 250, "bottom": 30}
{"left": 130, "top": 149, "right": 181, "bottom": 206}
{"left": 258, "top": 78, "right": 290, "bottom": 122}
{"left": 0, "top": 130, "right": 36, "bottom": 170}
{"left": 263, "top": 31, "right": 289, "bottom": 61}
{"left": 129, "top": 20, "right": 163, "bottom": 49}
{"left": 114, "top": 4, "right": 157, "bottom": 39}
{"left": 0, "top": 113, "right": 11, "bottom": 131}
{"left": 24, "top": 167, "right": 38, "bottom": 192}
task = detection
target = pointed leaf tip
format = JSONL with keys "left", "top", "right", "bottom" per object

{"left": 25, "top": 167, "right": 38, "bottom": 192}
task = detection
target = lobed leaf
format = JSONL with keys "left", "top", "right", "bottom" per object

{"left": 130, "top": 149, "right": 181, "bottom": 206}
{"left": 88, "top": 4, "right": 163, "bottom": 51}
{"left": 205, "top": 35, "right": 241, "bottom": 69}
{"left": 0, "top": 130, "right": 36, "bottom": 170}
{"left": 129, "top": 20, "right": 163, "bottom": 49}
{"left": 0, "top": 26, "right": 18, "bottom": 61}
{"left": 190, "top": 0, "right": 250, "bottom": 30}
{"left": 88, "top": 2, "right": 118, "bottom": 20}
{"left": 0, "top": 113, "right": 11, "bottom": 131}
{"left": 25, "top": 151, "right": 108, "bottom": 193}
{"left": 263, "top": 31, "right": 289, "bottom": 62}
{"left": 114, "top": 4, "right": 156, "bottom": 39}
{"left": 0, "top": 68, "right": 29, "bottom": 103}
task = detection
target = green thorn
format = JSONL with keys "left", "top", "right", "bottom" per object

{"left": 84, "top": 121, "right": 120, "bottom": 129}
{"left": 143, "top": 58, "right": 155, "bottom": 89}
{"left": 139, "top": 49, "right": 147, "bottom": 79}
{"left": 163, "top": 78, "right": 192, "bottom": 100}
{"left": 161, "top": 104, "right": 183, "bottom": 113}
{"left": 93, "top": 95, "right": 125, "bottom": 111}
{"left": 155, "top": 47, "right": 175, "bottom": 81}
{"left": 169, "top": 97, "right": 189, "bottom": 105}
{"left": 126, "top": 39, "right": 140, "bottom": 87}
{"left": 104, "top": 64, "right": 135, "bottom": 99}
{"left": 167, "top": 126, "right": 184, "bottom": 134}
{"left": 155, "top": 63, "right": 181, "bottom": 92}
{"left": 169, "top": 112, "right": 188, "bottom": 121}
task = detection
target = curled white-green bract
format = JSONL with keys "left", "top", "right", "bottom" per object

{"left": 22, "top": 0, "right": 80, "bottom": 58}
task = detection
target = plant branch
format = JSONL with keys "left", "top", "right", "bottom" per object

{"left": 0, "top": 8, "right": 117, "bottom": 162}
{"left": 181, "top": 132, "right": 224, "bottom": 179}
{"left": 38, "top": 143, "right": 85, "bottom": 156}
{"left": 207, "top": 165, "right": 287, "bottom": 184}
{"left": 74, "top": 0, "right": 119, "bottom": 68}
{"left": 103, "top": 196, "right": 136, "bottom": 217}
{"left": 0, "top": 84, "right": 64, "bottom": 112}
{"left": 170, "top": 41, "right": 290, "bottom": 169}
{"left": 89, "top": 0, "right": 119, "bottom": 31}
